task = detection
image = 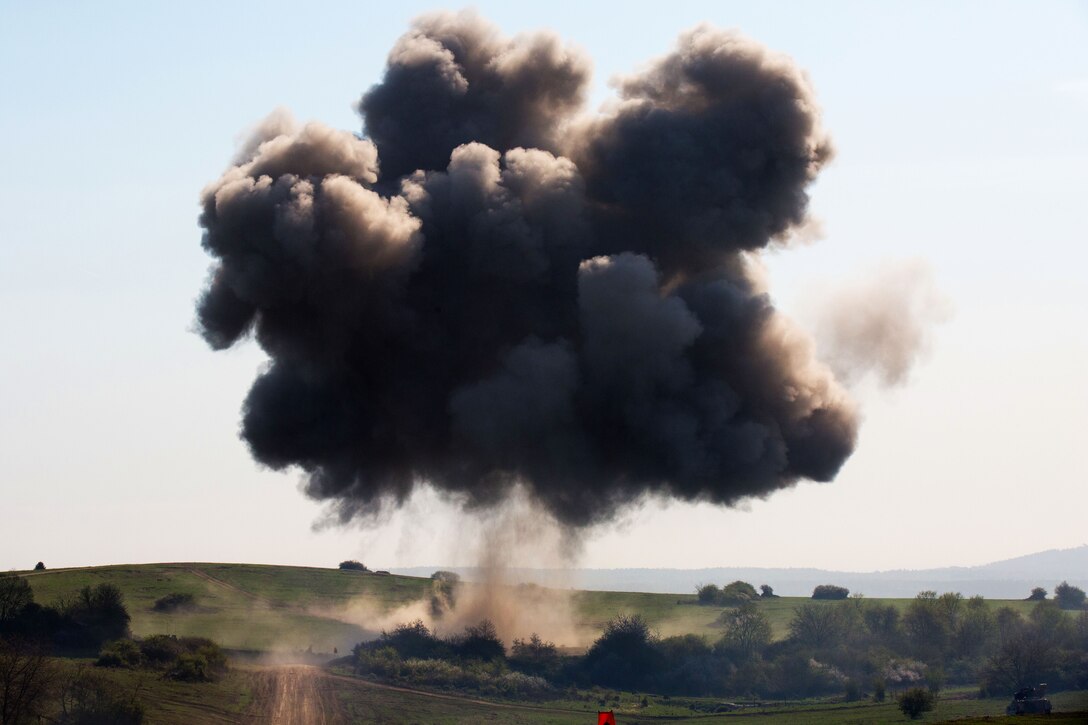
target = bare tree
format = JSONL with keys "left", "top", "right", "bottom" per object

{"left": 0, "top": 637, "right": 58, "bottom": 724}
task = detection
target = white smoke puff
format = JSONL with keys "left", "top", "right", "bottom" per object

{"left": 815, "top": 260, "right": 953, "bottom": 387}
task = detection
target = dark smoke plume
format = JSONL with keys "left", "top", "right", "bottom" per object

{"left": 196, "top": 11, "right": 858, "bottom": 528}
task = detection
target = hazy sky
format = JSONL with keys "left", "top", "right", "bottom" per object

{"left": 1, "top": 1, "right": 1085, "bottom": 574}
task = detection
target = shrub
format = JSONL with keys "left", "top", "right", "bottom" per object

{"left": 96, "top": 639, "right": 142, "bottom": 668}
{"left": 812, "top": 584, "right": 850, "bottom": 600}
{"left": 897, "top": 687, "right": 935, "bottom": 719}
{"left": 34, "top": 562, "right": 46, "bottom": 571}
{"left": 1027, "top": 587, "right": 1047, "bottom": 601}
{"left": 152, "top": 592, "right": 196, "bottom": 613}
{"left": 338, "top": 560, "right": 368, "bottom": 572}
{"left": 167, "top": 640, "right": 227, "bottom": 682}
{"left": 454, "top": 619, "right": 504, "bottom": 662}
{"left": 696, "top": 583, "right": 721, "bottom": 605}
{"left": 721, "top": 581, "right": 759, "bottom": 604}
{"left": 510, "top": 633, "right": 560, "bottom": 677}
{"left": 375, "top": 620, "right": 446, "bottom": 660}
{"left": 138, "top": 634, "right": 185, "bottom": 666}
{"left": 760, "top": 584, "right": 778, "bottom": 599}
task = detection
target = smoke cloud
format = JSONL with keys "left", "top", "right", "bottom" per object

{"left": 196, "top": 11, "right": 859, "bottom": 528}
{"left": 815, "top": 261, "right": 951, "bottom": 387}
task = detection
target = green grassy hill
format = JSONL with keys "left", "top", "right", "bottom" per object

{"left": 13, "top": 562, "right": 1047, "bottom": 653}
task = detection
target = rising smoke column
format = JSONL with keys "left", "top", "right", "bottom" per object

{"left": 196, "top": 11, "right": 858, "bottom": 528}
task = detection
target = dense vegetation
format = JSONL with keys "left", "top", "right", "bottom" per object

{"left": 354, "top": 589, "right": 1088, "bottom": 703}
{"left": 0, "top": 573, "right": 228, "bottom": 722}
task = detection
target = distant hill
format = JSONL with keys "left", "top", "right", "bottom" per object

{"left": 392, "top": 545, "right": 1088, "bottom": 599}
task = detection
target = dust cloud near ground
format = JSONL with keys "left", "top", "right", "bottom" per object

{"left": 313, "top": 491, "right": 596, "bottom": 649}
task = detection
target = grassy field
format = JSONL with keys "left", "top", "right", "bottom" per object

{"left": 47, "top": 659, "right": 1088, "bottom": 724}
{"left": 14, "top": 562, "right": 1052, "bottom": 652}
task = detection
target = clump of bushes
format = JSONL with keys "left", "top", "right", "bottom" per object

{"left": 338, "top": 560, "right": 369, "bottom": 572}
{"left": 96, "top": 634, "right": 227, "bottom": 682}
{"left": 152, "top": 592, "right": 197, "bottom": 613}
{"left": 695, "top": 580, "right": 759, "bottom": 606}
{"left": 812, "top": 584, "right": 850, "bottom": 600}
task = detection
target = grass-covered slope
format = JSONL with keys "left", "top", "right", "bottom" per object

{"left": 15, "top": 563, "right": 1046, "bottom": 652}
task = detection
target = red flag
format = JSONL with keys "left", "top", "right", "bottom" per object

{"left": 597, "top": 712, "right": 616, "bottom": 725}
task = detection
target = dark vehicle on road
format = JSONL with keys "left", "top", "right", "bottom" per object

{"left": 1006, "top": 684, "right": 1052, "bottom": 715}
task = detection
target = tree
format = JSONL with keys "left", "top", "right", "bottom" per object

{"left": 338, "top": 560, "right": 368, "bottom": 571}
{"left": 0, "top": 637, "right": 58, "bottom": 724}
{"left": 812, "top": 584, "right": 849, "bottom": 600}
{"left": 62, "top": 584, "right": 130, "bottom": 645}
{"left": 788, "top": 603, "right": 844, "bottom": 649}
{"left": 0, "top": 576, "right": 33, "bottom": 623}
{"left": 903, "top": 591, "right": 949, "bottom": 659}
{"left": 582, "top": 614, "right": 660, "bottom": 691}
{"left": 897, "top": 687, "right": 935, "bottom": 719}
{"left": 863, "top": 603, "right": 901, "bottom": 645}
{"left": 759, "top": 584, "right": 777, "bottom": 599}
{"left": 510, "top": 633, "right": 559, "bottom": 676}
{"left": 453, "top": 619, "right": 504, "bottom": 662}
{"left": 718, "top": 603, "right": 771, "bottom": 658}
{"left": 1027, "top": 587, "right": 1047, "bottom": 601}
{"left": 696, "top": 583, "right": 722, "bottom": 605}
{"left": 721, "top": 581, "right": 759, "bottom": 604}
{"left": 1054, "top": 581, "right": 1086, "bottom": 610}
{"left": 33, "top": 563, "right": 45, "bottom": 572}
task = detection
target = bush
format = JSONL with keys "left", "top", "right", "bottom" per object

{"left": 1054, "top": 581, "right": 1086, "bottom": 610}
{"left": 339, "top": 560, "right": 368, "bottom": 572}
{"left": 696, "top": 583, "right": 721, "bottom": 605}
{"left": 152, "top": 592, "right": 197, "bottom": 613}
{"left": 166, "top": 639, "right": 227, "bottom": 682}
{"left": 897, "top": 687, "right": 935, "bottom": 719}
{"left": 760, "top": 584, "right": 778, "bottom": 599}
{"left": 138, "top": 634, "right": 185, "bottom": 666}
{"left": 721, "top": 581, "right": 759, "bottom": 604}
{"left": 374, "top": 620, "right": 446, "bottom": 660}
{"left": 812, "top": 584, "right": 850, "bottom": 600}
{"left": 1027, "top": 587, "right": 1047, "bottom": 601}
{"left": 454, "top": 619, "right": 504, "bottom": 662}
{"left": 34, "top": 562, "right": 46, "bottom": 571}
{"left": 96, "top": 639, "right": 142, "bottom": 668}
{"left": 510, "top": 633, "right": 560, "bottom": 677}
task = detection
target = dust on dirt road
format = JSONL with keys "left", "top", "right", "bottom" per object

{"left": 248, "top": 665, "right": 346, "bottom": 724}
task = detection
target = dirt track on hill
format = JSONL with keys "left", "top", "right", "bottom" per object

{"left": 248, "top": 665, "right": 347, "bottom": 724}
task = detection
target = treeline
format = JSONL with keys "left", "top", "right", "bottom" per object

{"left": 353, "top": 591, "right": 1088, "bottom": 702}
{"left": 0, "top": 574, "right": 228, "bottom": 723}
{"left": 0, "top": 575, "right": 129, "bottom": 653}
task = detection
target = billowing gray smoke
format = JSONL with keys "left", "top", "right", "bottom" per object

{"left": 196, "top": 12, "right": 858, "bottom": 527}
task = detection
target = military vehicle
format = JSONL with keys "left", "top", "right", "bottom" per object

{"left": 1005, "top": 683, "right": 1052, "bottom": 715}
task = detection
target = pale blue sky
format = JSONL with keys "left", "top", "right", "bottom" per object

{"left": 1, "top": 1, "right": 1085, "bottom": 573}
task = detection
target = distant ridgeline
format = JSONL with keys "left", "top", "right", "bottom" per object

{"left": 392, "top": 546, "right": 1088, "bottom": 598}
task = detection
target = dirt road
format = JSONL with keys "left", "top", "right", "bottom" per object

{"left": 248, "top": 665, "right": 346, "bottom": 724}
